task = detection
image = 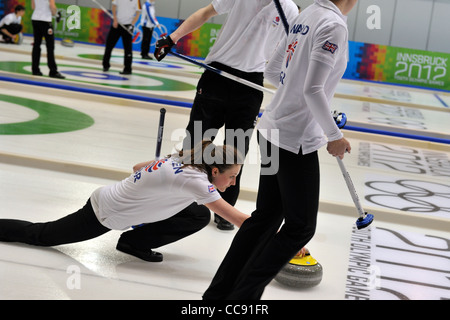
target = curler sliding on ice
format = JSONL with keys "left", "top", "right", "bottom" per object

{"left": 0, "top": 109, "right": 249, "bottom": 263}
{"left": 333, "top": 111, "right": 374, "bottom": 229}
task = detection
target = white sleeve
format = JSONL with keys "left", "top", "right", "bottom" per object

{"left": 264, "top": 36, "right": 288, "bottom": 88}
{"left": 140, "top": 3, "right": 147, "bottom": 25}
{"left": 311, "top": 23, "right": 347, "bottom": 68}
{"left": 184, "top": 176, "right": 221, "bottom": 205}
{"left": 0, "top": 13, "right": 14, "bottom": 27}
{"left": 212, "top": 0, "right": 235, "bottom": 15}
{"left": 149, "top": 6, "right": 158, "bottom": 24}
{"left": 303, "top": 59, "right": 343, "bottom": 142}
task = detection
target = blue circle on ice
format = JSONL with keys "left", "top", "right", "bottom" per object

{"left": 61, "top": 71, "right": 129, "bottom": 80}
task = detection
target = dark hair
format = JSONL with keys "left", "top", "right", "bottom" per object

{"left": 176, "top": 140, "right": 244, "bottom": 182}
{"left": 15, "top": 5, "right": 25, "bottom": 12}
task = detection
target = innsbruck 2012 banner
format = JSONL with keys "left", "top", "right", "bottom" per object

{"left": 345, "top": 42, "right": 449, "bottom": 92}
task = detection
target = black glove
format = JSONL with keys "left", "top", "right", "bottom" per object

{"left": 126, "top": 24, "right": 134, "bottom": 34}
{"left": 55, "top": 11, "right": 62, "bottom": 23}
{"left": 154, "top": 35, "right": 175, "bottom": 61}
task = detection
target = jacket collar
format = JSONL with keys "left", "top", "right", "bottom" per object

{"left": 314, "top": 0, "right": 348, "bottom": 23}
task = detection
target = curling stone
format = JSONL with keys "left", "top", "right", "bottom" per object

{"left": 61, "top": 38, "right": 75, "bottom": 47}
{"left": 274, "top": 252, "right": 323, "bottom": 288}
{"left": 13, "top": 32, "right": 23, "bottom": 45}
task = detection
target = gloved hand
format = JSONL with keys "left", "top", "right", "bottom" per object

{"left": 127, "top": 24, "right": 134, "bottom": 34}
{"left": 55, "top": 11, "right": 62, "bottom": 23}
{"left": 154, "top": 35, "right": 175, "bottom": 61}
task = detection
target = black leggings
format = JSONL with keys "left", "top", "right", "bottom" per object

{"left": 0, "top": 200, "right": 211, "bottom": 251}
{"left": 0, "top": 23, "right": 22, "bottom": 42}
{"left": 0, "top": 199, "right": 110, "bottom": 247}
{"left": 183, "top": 62, "right": 264, "bottom": 206}
{"left": 102, "top": 24, "right": 133, "bottom": 72}
{"left": 140, "top": 26, "right": 154, "bottom": 57}
{"left": 31, "top": 20, "right": 57, "bottom": 74}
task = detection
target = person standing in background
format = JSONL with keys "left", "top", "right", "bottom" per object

{"left": 31, "top": 0, "right": 65, "bottom": 78}
{"left": 155, "top": 0, "right": 299, "bottom": 231}
{"left": 102, "top": 0, "right": 141, "bottom": 75}
{"left": 140, "top": 0, "right": 160, "bottom": 59}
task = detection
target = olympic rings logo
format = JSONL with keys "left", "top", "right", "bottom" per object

{"left": 365, "top": 179, "right": 450, "bottom": 213}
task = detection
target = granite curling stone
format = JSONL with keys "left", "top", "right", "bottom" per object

{"left": 13, "top": 32, "right": 23, "bottom": 45}
{"left": 61, "top": 38, "right": 75, "bottom": 47}
{"left": 274, "top": 253, "right": 323, "bottom": 288}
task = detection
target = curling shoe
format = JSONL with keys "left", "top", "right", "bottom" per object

{"left": 116, "top": 241, "right": 163, "bottom": 262}
{"left": 49, "top": 71, "right": 65, "bottom": 79}
{"left": 214, "top": 214, "right": 234, "bottom": 231}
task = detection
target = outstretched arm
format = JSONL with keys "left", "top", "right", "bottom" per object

{"left": 155, "top": 3, "right": 218, "bottom": 61}
{"left": 205, "top": 198, "right": 249, "bottom": 228}
{"left": 169, "top": 4, "right": 218, "bottom": 43}
{"left": 207, "top": 199, "right": 308, "bottom": 257}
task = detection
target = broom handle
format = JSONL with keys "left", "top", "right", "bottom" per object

{"left": 336, "top": 156, "right": 366, "bottom": 219}
{"left": 169, "top": 51, "right": 275, "bottom": 95}
{"left": 155, "top": 108, "right": 166, "bottom": 160}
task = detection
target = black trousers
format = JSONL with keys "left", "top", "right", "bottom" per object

{"left": 140, "top": 26, "right": 154, "bottom": 57}
{"left": 0, "top": 23, "right": 22, "bottom": 42}
{"left": 0, "top": 200, "right": 110, "bottom": 246}
{"left": 183, "top": 62, "right": 264, "bottom": 206}
{"left": 203, "top": 134, "right": 320, "bottom": 300}
{"left": 0, "top": 200, "right": 210, "bottom": 252}
{"left": 102, "top": 24, "right": 133, "bottom": 72}
{"left": 31, "top": 20, "right": 57, "bottom": 74}
{"left": 118, "top": 202, "right": 211, "bottom": 250}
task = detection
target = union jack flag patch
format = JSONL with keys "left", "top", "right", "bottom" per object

{"left": 208, "top": 184, "right": 216, "bottom": 193}
{"left": 322, "top": 41, "right": 338, "bottom": 54}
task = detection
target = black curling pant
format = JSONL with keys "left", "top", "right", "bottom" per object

{"left": 0, "top": 200, "right": 110, "bottom": 246}
{"left": 0, "top": 23, "right": 22, "bottom": 42}
{"left": 118, "top": 202, "right": 211, "bottom": 250}
{"left": 102, "top": 24, "right": 133, "bottom": 72}
{"left": 0, "top": 200, "right": 211, "bottom": 251}
{"left": 203, "top": 134, "right": 320, "bottom": 300}
{"left": 0, "top": 199, "right": 211, "bottom": 254}
{"left": 140, "top": 26, "right": 154, "bottom": 57}
{"left": 31, "top": 20, "right": 58, "bottom": 74}
{"left": 182, "top": 62, "right": 264, "bottom": 207}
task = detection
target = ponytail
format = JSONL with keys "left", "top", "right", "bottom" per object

{"left": 177, "top": 140, "right": 244, "bottom": 182}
